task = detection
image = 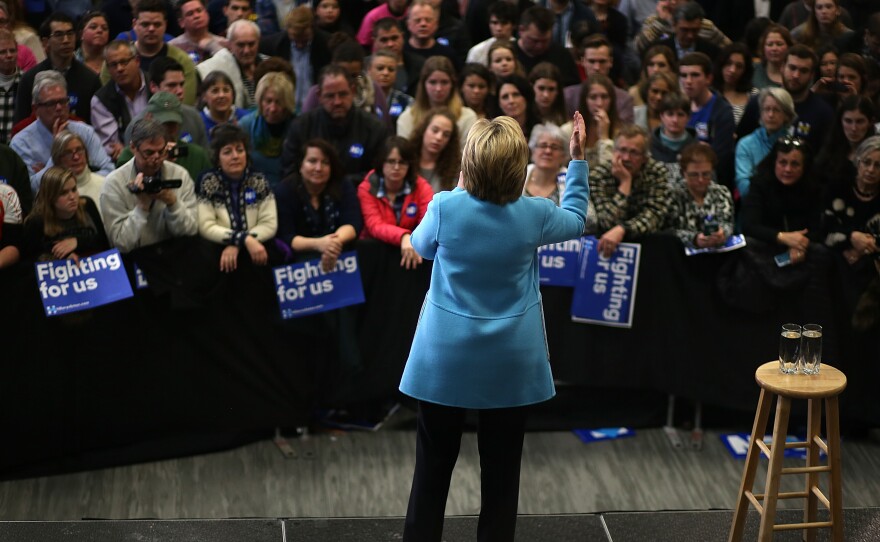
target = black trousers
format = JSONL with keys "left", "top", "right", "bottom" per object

{"left": 403, "top": 400, "right": 528, "bottom": 542}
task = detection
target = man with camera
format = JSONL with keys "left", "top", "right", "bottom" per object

{"left": 115, "top": 91, "right": 211, "bottom": 184}
{"left": 100, "top": 117, "right": 197, "bottom": 253}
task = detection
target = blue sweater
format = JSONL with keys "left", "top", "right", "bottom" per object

{"left": 399, "top": 160, "right": 589, "bottom": 408}
{"left": 735, "top": 126, "right": 787, "bottom": 198}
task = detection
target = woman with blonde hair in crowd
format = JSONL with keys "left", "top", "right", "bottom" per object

{"left": 409, "top": 108, "right": 461, "bottom": 193}
{"left": 239, "top": 72, "right": 296, "bottom": 188}
{"left": 50, "top": 131, "right": 105, "bottom": 211}
{"left": 22, "top": 167, "right": 108, "bottom": 262}
{"left": 397, "top": 56, "right": 477, "bottom": 146}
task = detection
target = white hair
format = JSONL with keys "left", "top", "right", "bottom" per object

{"left": 226, "top": 19, "right": 260, "bottom": 41}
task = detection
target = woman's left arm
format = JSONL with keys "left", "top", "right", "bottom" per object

{"left": 249, "top": 193, "right": 278, "bottom": 241}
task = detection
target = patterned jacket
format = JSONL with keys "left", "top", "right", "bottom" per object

{"left": 589, "top": 157, "right": 670, "bottom": 237}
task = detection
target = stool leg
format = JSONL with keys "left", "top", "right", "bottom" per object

{"left": 826, "top": 396, "right": 844, "bottom": 542}
{"left": 758, "top": 395, "right": 791, "bottom": 542}
{"left": 729, "top": 389, "right": 774, "bottom": 542}
{"left": 804, "top": 398, "right": 822, "bottom": 542}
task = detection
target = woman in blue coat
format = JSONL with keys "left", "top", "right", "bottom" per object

{"left": 399, "top": 112, "right": 589, "bottom": 542}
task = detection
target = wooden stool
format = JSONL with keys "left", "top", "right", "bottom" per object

{"left": 729, "top": 361, "right": 847, "bottom": 542}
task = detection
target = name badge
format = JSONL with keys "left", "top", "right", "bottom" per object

{"left": 695, "top": 122, "right": 709, "bottom": 141}
{"left": 437, "top": 37, "right": 449, "bottom": 47}
{"left": 244, "top": 187, "right": 257, "bottom": 204}
{"left": 0, "top": 176, "right": 7, "bottom": 185}
{"left": 68, "top": 93, "right": 78, "bottom": 107}
{"left": 180, "top": 133, "right": 193, "bottom": 143}
{"left": 348, "top": 143, "right": 364, "bottom": 158}
{"left": 389, "top": 103, "right": 403, "bottom": 116}
{"left": 404, "top": 202, "right": 418, "bottom": 217}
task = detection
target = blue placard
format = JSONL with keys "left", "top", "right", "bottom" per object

{"left": 35, "top": 249, "right": 134, "bottom": 317}
{"left": 570, "top": 237, "right": 641, "bottom": 328}
{"left": 721, "top": 433, "right": 827, "bottom": 460}
{"left": 684, "top": 234, "right": 747, "bottom": 256}
{"left": 273, "top": 251, "right": 365, "bottom": 318}
{"left": 573, "top": 427, "right": 635, "bottom": 443}
{"left": 537, "top": 237, "right": 582, "bottom": 287}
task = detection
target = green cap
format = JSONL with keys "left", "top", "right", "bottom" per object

{"left": 147, "top": 91, "right": 182, "bottom": 125}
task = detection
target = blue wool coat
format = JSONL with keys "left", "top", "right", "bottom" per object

{"left": 399, "top": 161, "right": 589, "bottom": 408}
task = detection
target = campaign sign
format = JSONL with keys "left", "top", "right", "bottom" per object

{"left": 684, "top": 234, "right": 747, "bottom": 256}
{"left": 35, "top": 249, "right": 133, "bottom": 317}
{"left": 538, "top": 238, "right": 582, "bottom": 287}
{"left": 573, "top": 427, "right": 635, "bottom": 444}
{"left": 721, "top": 433, "right": 827, "bottom": 460}
{"left": 570, "top": 237, "right": 641, "bottom": 328}
{"left": 273, "top": 251, "right": 365, "bottom": 319}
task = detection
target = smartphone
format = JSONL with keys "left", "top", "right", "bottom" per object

{"left": 827, "top": 81, "right": 849, "bottom": 93}
{"left": 774, "top": 252, "right": 792, "bottom": 267}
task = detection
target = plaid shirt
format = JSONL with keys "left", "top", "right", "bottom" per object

{"left": 0, "top": 70, "right": 19, "bottom": 145}
{"left": 589, "top": 157, "right": 671, "bottom": 237}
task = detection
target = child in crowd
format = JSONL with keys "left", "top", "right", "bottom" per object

{"left": 650, "top": 93, "right": 697, "bottom": 183}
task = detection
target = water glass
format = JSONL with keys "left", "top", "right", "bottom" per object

{"left": 800, "top": 323, "right": 823, "bottom": 375}
{"left": 779, "top": 323, "right": 801, "bottom": 374}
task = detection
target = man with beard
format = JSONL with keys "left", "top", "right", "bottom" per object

{"left": 281, "top": 65, "right": 387, "bottom": 183}
{"left": 737, "top": 44, "right": 834, "bottom": 152}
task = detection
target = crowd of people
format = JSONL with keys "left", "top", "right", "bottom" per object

{"left": 0, "top": 0, "right": 878, "bottom": 334}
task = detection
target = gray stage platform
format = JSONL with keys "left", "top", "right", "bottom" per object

{"left": 0, "top": 508, "right": 877, "bottom": 541}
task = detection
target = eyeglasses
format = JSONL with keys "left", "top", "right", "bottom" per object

{"left": 615, "top": 147, "right": 644, "bottom": 157}
{"left": 61, "top": 147, "right": 85, "bottom": 159}
{"left": 685, "top": 171, "right": 713, "bottom": 180}
{"left": 49, "top": 29, "right": 77, "bottom": 40}
{"left": 137, "top": 146, "right": 168, "bottom": 159}
{"left": 36, "top": 97, "right": 70, "bottom": 108}
{"left": 777, "top": 136, "right": 805, "bottom": 151}
{"left": 537, "top": 143, "right": 564, "bottom": 152}
{"left": 384, "top": 159, "right": 408, "bottom": 168}
{"left": 107, "top": 56, "right": 136, "bottom": 70}
{"left": 860, "top": 158, "right": 880, "bottom": 169}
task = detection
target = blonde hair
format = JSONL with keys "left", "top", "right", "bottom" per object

{"left": 255, "top": 71, "right": 296, "bottom": 116}
{"left": 461, "top": 116, "right": 528, "bottom": 205}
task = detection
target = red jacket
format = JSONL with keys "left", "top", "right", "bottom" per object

{"left": 357, "top": 170, "right": 434, "bottom": 245}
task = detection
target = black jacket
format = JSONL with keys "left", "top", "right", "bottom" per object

{"left": 259, "top": 29, "right": 333, "bottom": 86}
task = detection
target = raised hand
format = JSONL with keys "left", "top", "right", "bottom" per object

{"left": 569, "top": 111, "right": 587, "bottom": 161}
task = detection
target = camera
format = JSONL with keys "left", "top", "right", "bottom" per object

{"left": 167, "top": 145, "right": 188, "bottom": 160}
{"left": 131, "top": 176, "right": 183, "bottom": 194}
{"left": 702, "top": 215, "right": 719, "bottom": 236}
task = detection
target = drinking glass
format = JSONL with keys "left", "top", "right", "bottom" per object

{"left": 800, "top": 323, "right": 823, "bottom": 374}
{"left": 779, "top": 323, "right": 801, "bottom": 374}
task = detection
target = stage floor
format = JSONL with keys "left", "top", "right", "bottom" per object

{"left": 0, "top": 509, "right": 878, "bottom": 541}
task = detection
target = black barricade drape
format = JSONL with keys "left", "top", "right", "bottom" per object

{"left": 1, "top": 235, "right": 877, "bottom": 479}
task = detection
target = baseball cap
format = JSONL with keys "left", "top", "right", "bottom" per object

{"left": 146, "top": 91, "right": 183, "bottom": 125}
